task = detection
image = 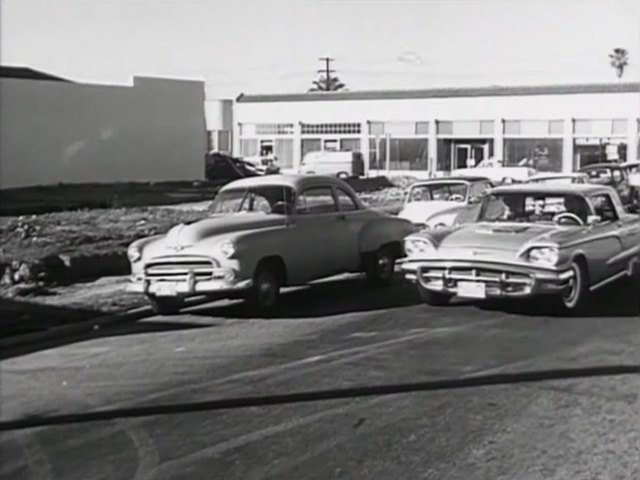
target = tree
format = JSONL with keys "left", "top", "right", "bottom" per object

{"left": 609, "top": 47, "right": 629, "bottom": 79}
{"left": 308, "top": 75, "right": 346, "bottom": 92}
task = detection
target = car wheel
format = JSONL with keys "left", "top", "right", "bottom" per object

{"left": 147, "top": 295, "right": 184, "bottom": 315}
{"left": 559, "top": 260, "right": 589, "bottom": 314}
{"left": 417, "top": 282, "right": 451, "bottom": 306}
{"left": 364, "top": 246, "right": 396, "bottom": 286}
{"left": 247, "top": 263, "right": 281, "bottom": 312}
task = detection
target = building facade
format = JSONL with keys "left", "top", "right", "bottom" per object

{"left": 1, "top": 67, "right": 207, "bottom": 188}
{"left": 232, "top": 83, "right": 640, "bottom": 177}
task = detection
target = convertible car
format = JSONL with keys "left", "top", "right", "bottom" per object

{"left": 401, "top": 183, "right": 640, "bottom": 313}
{"left": 397, "top": 176, "right": 492, "bottom": 229}
{"left": 127, "top": 175, "right": 415, "bottom": 314}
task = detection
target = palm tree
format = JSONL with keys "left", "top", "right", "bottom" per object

{"left": 609, "top": 47, "right": 629, "bottom": 79}
{"left": 308, "top": 75, "right": 346, "bottom": 92}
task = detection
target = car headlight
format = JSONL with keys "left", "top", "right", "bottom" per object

{"left": 127, "top": 244, "right": 142, "bottom": 263}
{"left": 527, "top": 247, "right": 559, "bottom": 266}
{"left": 220, "top": 240, "right": 236, "bottom": 258}
{"left": 404, "top": 237, "right": 436, "bottom": 257}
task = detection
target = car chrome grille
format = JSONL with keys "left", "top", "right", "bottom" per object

{"left": 145, "top": 257, "right": 219, "bottom": 280}
{"left": 418, "top": 266, "right": 534, "bottom": 293}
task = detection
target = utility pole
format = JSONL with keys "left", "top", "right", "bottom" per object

{"left": 318, "top": 56, "right": 335, "bottom": 90}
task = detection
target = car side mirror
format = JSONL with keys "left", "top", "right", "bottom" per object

{"left": 587, "top": 215, "right": 601, "bottom": 226}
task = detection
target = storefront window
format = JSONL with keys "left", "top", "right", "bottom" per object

{"left": 369, "top": 138, "right": 384, "bottom": 170}
{"left": 339, "top": 139, "right": 361, "bottom": 152}
{"left": 573, "top": 138, "right": 627, "bottom": 169}
{"left": 387, "top": 138, "right": 429, "bottom": 171}
{"left": 503, "top": 139, "right": 563, "bottom": 172}
{"left": 301, "top": 139, "right": 321, "bottom": 161}
{"left": 437, "top": 139, "right": 452, "bottom": 172}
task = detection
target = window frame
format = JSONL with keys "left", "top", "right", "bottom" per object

{"left": 589, "top": 193, "right": 619, "bottom": 222}
{"left": 334, "top": 187, "right": 360, "bottom": 212}
{"left": 295, "top": 186, "right": 339, "bottom": 215}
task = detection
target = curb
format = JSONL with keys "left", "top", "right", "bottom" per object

{"left": 0, "top": 305, "right": 153, "bottom": 350}
{"left": 0, "top": 296, "right": 213, "bottom": 351}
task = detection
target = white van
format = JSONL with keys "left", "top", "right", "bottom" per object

{"left": 299, "top": 151, "right": 365, "bottom": 178}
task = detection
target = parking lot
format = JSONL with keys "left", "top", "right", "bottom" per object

{"left": 1, "top": 274, "right": 638, "bottom": 480}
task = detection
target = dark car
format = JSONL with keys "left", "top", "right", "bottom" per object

{"left": 579, "top": 163, "right": 636, "bottom": 211}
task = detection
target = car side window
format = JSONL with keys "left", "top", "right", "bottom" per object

{"left": 335, "top": 188, "right": 358, "bottom": 212}
{"left": 591, "top": 194, "right": 618, "bottom": 222}
{"left": 469, "top": 182, "right": 489, "bottom": 202}
{"left": 296, "top": 187, "right": 338, "bottom": 215}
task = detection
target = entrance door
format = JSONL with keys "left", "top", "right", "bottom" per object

{"left": 454, "top": 145, "right": 470, "bottom": 169}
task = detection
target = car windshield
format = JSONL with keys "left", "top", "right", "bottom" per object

{"left": 210, "top": 185, "right": 296, "bottom": 215}
{"left": 479, "top": 192, "right": 591, "bottom": 224}
{"left": 583, "top": 167, "right": 617, "bottom": 184}
{"left": 407, "top": 182, "right": 468, "bottom": 203}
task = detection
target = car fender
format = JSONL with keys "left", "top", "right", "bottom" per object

{"left": 358, "top": 217, "right": 416, "bottom": 254}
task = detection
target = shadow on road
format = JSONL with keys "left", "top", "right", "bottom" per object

{"left": 187, "top": 274, "right": 423, "bottom": 320}
{"left": 476, "top": 279, "right": 640, "bottom": 318}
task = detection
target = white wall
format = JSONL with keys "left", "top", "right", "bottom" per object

{"left": 0, "top": 76, "right": 207, "bottom": 188}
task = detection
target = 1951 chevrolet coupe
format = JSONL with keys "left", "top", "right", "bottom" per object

{"left": 127, "top": 175, "right": 416, "bottom": 314}
{"left": 401, "top": 183, "right": 640, "bottom": 313}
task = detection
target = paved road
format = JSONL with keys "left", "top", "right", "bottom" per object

{"left": 1, "top": 275, "right": 639, "bottom": 480}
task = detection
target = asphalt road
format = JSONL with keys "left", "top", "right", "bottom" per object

{"left": 1, "top": 275, "right": 639, "bottom": 480}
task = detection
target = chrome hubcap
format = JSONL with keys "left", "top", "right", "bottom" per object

{"left": 257, "top": 274, "right": 276, "bottom": 306}
{"left": 563, "top": 266, "right": 579, "bottom": 306}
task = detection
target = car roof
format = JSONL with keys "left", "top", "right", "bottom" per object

{"left": 491, "top": 183, "right": 614, "bottom": 196}
{"left": 220, "top": 174, "right": 354, "bottom": 192}
{"left": 410, "top": 176, "right": 490, "bottom": 186}
{"left": 621, "top": 161, "right": 640, "bottom": 167}
{"left": 529, "top": 172, "right": 586, "bottom": 179}
{"left": 579, "top": 162, "right": 624, "bottom": 170}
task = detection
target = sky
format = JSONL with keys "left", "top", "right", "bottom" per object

{"left": 2, "top": 0, "right": 640, "bottom": 99}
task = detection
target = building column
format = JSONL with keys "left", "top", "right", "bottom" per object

{"left": 293, "top": 122, "right": 302, "bottom": 170}
{"left": 428, "top": 118, "right": 437, "bottom": 176}
{"left": 562, "top": 117, "right": 574, "bottom": 172}
{"left": 233, "top": 123, "right": 242, "bottom": 157}
{"left": 494, "top": 118, "right": 504, "bottom": 160}
{"left": 361, "top": 120, "right": 370, "bottom": 176}
{"left": 627, "top": 117, "right": 638, "bottom": 163}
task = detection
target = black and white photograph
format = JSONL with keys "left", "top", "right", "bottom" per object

{"left": 1, "top": 0, "right": 639, "bottom": 478}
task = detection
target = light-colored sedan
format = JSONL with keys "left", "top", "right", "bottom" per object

{"left": 401, "top": 183, "right": 640, "bottom": 313}
{"left": 397, "top": 176, "right": 492, "bottom": 229}
{"left": 127, "top": 175, "right": 416, "bottom": 314}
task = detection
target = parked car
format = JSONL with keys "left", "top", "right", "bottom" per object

{"left": 205, "top": 152, "right": 279, "bottom": 181}
{"left": 621, "top": 161, "right": 640, "bottom": 205}
{"left": 579, "top": 163, "right": 635, "bottom": 211}
{"left": 397, "top": 176, "right": 492, "bottom": 229}
{"left": 127, "top": 174, "right": 416, "bottom": 314}
{"left": 299, "top": 151, "right": 365, "bottom": 178}
{"left": 400, "top": 183, "right": 640, "bottom": 313}
{"left": 451, "top": 158, "right": 536, "bottom": 184}
{"left": 527, "top": 172, "right": 589, "bottom": 185}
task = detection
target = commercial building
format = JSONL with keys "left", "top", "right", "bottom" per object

{"left": 1, "top": 66, "right": 207, "bottom": 188}
{"left": 229, "top": 82, "right": 640, "bottom": 177}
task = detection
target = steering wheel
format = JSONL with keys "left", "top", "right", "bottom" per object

{"left": 449, "top": 194, "right": 465, "bottom": 202}
{"left": 553, "top": 212, "right": 584, "bottom": 226}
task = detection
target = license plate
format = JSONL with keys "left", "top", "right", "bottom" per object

{"left": 154, "top": 282, "right": 179, "bottom": 297}
{"left": 457, "top": 281, "right": 486, "bottom": 299}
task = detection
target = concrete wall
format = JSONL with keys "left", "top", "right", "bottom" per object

{"left": 0, "top": 76, "right": 207, "bottom": 188}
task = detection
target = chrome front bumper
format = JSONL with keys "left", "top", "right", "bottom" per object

{"left": 400, "top": 258, "right": 574, "bottom": 298}
{"left": 127, "top": 268, "right": 252, "bottom": 297}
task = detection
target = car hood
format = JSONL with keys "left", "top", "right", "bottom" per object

{"left": 163, "top": 213, "right": 285, "bottom": 249}
{"left": 438, "top": 222, "right": 569, "bottom": 253}
{"left": 398, "top": 201, "right": 465, "bottom": 223}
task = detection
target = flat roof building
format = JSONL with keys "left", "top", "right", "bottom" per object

{"left": 228, "top": 82, "right": 640, "bottom": 177}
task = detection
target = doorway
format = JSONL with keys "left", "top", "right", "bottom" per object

{"left": 452, "top": 141, "right": 490, "bottom": 169}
